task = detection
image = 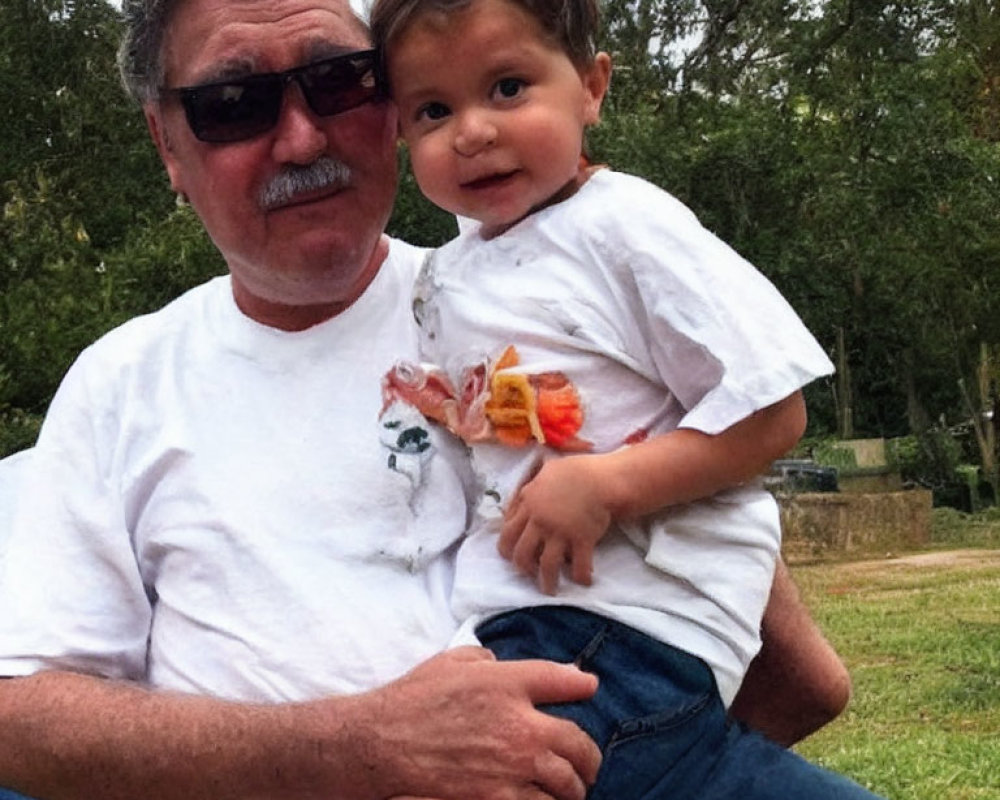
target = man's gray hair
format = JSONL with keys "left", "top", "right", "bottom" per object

{"left": 117, "top": 0, "right": 178, "bottom": 104}
{"left": 116, "top": 0, "right": 373, "bottom": 105}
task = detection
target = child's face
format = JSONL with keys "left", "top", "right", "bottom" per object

{"left": 387, "top": 0, "right": 609, "bottom": 237}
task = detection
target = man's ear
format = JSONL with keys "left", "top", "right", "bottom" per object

{"left": 145, "top": 105, "right": 184, "bottom": 194}
{"left": 582, "top": 51, "right": 612, "bottom": 126}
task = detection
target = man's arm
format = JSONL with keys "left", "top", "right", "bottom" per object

{"left": 728, "top": 559, "right": 851, "bottom": 746}
{"left": 0, "top": 648, "right": 600, "bottom": 800}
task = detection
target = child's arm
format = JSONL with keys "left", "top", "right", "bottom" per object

{"left": 499, "top": 390, "right": 807, "bottom": 594}
{"left": 729, "top": 559, "right": 851, "bottom": 745}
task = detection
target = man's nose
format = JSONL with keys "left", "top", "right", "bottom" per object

{"left": 270, "top": 83, "right": 329, "bottom": 165}
{"left": 453, "top": 110, "right": 498, "bottom": 157}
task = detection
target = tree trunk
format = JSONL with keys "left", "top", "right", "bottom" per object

{"left": 977, "top": 343, "right": 999, "bottom": 504}
{"left": 962, "top": 342, "right": 999, "bottom": 506}
{"left": 835, "top": 327, "right": 854, "bottom": 440}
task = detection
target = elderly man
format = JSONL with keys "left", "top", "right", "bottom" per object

{"left": 0, "top": 0, "right": 848, "bottom": 797}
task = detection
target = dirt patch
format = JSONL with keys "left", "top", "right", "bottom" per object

{"left": 838, "top": 548, "right": 1000, "bottom": 573}
{"left": 802, "top": 547, "right": 1000, "bottom": 600}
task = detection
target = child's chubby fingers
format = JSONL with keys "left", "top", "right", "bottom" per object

{"left": 569, "top": 543, "right": 595, "bottom": 587}
{"left": 498, "top": 501, "right": 527, "bottom": 561}
{"left": 509, "top": 522, "right": 547, "bottom": 579}
{"left": 537, "top": 536, "right": 570, "bottom": 595}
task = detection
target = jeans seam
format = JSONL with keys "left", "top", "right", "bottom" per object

{"left": 571, "top": 624, "right": 611, "bottom": 670}
{"left": 606, "top": 689, "right": 715, "bottom": 749}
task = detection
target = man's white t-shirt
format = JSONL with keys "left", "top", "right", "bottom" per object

{"left": 0, "top": 238, "right": 468, "bottom": 702}
{"left": 415, "top": 170, "right": 835, "bottom": 705}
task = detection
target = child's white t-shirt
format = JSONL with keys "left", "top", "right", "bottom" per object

{"left": 415, "top": 170, "right": 835, "bottom": 705}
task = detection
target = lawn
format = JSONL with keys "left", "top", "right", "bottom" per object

{"left": 790, "top": 526, "right": 1000, "bottom": 799}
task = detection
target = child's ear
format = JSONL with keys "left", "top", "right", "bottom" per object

{"left": 582, "top": 52, "right": 612, "bottom": 125}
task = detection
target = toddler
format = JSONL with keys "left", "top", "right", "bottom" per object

{"left": 373, "top": 0, "right": 886, "bottom": 796}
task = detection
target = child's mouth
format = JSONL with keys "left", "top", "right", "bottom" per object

{"left": 463, "top": 171, "right": 518, "bottom": 191}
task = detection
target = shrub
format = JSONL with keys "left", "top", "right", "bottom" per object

{"left": 0, "top": 408, "right": 42, "bottom": 458}
{"left": 888, "top": 431, "right": 971, "bottom": 509}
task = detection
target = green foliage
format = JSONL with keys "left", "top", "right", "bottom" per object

{"left": 0, "top": 0, "right": 172, "bottom": 250}
{"left": 0, "top": 409, "right": 43, "bottom": 458}
{"left": 0, "top": 0, "right": 195, "bottom": 418}
{"left": 1, "top": 169, "right": 116, "bottom": 411}
{"left": 888, "top": 432, "right": 976, "bottom": 509}
{"left": 0, "top": 171, "right": 220, "bottom": 414}
{"left": 101, "top": 205, "right": 226, "bottom": 316}
{"left": 591, "top": 0, "right": 1000, "bottom": 446}
{"left": 812, "top": 441, "right": 859, "bottom": 471}
{"left": 386, "top": 146, "right": 460, "bottom": 247}
{"left": 930, "top": 506, "right": 1000, "bottom": 548}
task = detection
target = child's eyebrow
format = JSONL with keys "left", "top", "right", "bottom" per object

{"left": 392, "top": 80, "right": 440, "bottom": 103}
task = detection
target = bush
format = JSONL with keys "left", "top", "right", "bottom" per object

{"left": 0, "top": 408, "right": 42, "bottom": 458}
{"left": 888, "top": 430, "right": 972, "bottom": 509}
{"left": 811, "top": 440, "right": 859, "bottom": 470}
{"left": 929, "top": 505, "right": 1000, "bottom": 547}
{"left": 0, "top": 200, "right": 224, "bottom": 418}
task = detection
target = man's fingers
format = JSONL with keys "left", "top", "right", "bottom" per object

{"left": 531, "top": 750, "right": 591, "bottom": 800}
{"left": 539, "top": 715, "right": 603, "bottom": 793}
{"left": 386, "top": 656, "right": 600, "bottom": 800}
{"left": 440, "top": 644, "right": 498, "bottom": 663}
{"left": 505, "top": 659, "right": 599, "bottom": 705}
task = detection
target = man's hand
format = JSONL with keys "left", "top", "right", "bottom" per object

{"left": 498, "top": 455, "right": 614, "bottom": 595}
{"left": 0, "top": 652, "right": 598, "bottom": 800}
{"left": 346, "top": 647, "right": 601, "bottom": 800}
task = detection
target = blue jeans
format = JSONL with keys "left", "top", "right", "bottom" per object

{"left": 0, "top": 790, "right": 32, "bottom": 800}
{"left": 477, "top": 606, "right": 886, "bottom": 800}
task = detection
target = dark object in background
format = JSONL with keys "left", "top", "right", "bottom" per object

{"left": 766, "top": 460, "right": 839, "bottom": 493}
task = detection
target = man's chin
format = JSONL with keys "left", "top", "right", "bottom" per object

{"left": 230, "top": 268, "right": 369, "bottom": 330}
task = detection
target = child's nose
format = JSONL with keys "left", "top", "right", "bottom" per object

{"left": 453, "top": 110, "right": 498, "bottom": 157}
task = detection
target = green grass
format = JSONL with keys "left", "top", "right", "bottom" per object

{"left": 791, "top": 535, "right": 1000, "bottom": 799}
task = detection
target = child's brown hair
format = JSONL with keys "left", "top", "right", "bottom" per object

{"left": 370, "top": 0, "right": 601, "bottom": 93}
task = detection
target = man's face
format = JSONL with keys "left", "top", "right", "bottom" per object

{"left": 147, "top": 0, "right": 399, "bottom": 325}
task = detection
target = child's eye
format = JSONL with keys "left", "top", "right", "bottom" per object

{"left": 493, "top": 77, "right": 526, "bottom": 100}
{"left": 417, "top": 101, "right": 451, "bottom": 121}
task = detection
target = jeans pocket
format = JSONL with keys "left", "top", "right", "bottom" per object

{"left": 592, "top": 690, "right": 725, "bottom": 800}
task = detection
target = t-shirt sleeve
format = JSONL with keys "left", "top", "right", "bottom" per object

{"left": 0, "top": 347, "right": 152, "bottom": 680}
{"left": 595, "top": 176, "right": 834, "bottom": 435}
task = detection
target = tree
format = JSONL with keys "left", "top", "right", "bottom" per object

{"left": 592, "top": 0, "right": 1000, "bottom": 451}
{"left": 0, "top": 0, "right": 205, "bottom": 417}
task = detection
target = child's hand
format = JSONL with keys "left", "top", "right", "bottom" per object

{"left": 498, "top": 455, "right": 613, "bottom": 595}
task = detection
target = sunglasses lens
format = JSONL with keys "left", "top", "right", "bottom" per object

{"left": 300, "top": 55, "right": 377, "bottom": 117}
{"left": 181, "top": 79, "right": 281, "bottom": 143}
{"left": 173, "top": 52, "right": 377, "bottom": 143}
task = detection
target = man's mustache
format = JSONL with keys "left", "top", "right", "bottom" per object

{"left": 258, "top": 157, "right": 353, "bottom": 210}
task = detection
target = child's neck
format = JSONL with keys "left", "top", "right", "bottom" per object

{"left": 479, "top": 163, "right": 604, "bottom": 240}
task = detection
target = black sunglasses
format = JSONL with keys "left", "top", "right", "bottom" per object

{"left": 163, "top": 50, "right": 379, "bottom": 144}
